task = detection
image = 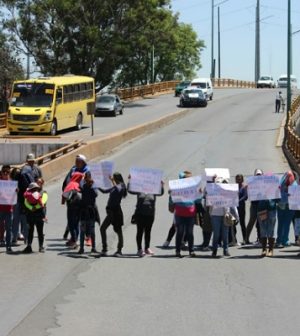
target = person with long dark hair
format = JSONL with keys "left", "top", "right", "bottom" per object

{"left": 100, "top": 172, "right": 127, "bottom": 257}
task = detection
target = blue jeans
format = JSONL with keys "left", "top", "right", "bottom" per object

{"left": 277, "top": 207, "right": 295, "bottom": 245}
{"left": 258, "top": 210, "right": 276, "bottom": 238}
{"left": 175, "top": 215, "right": 194, "bottom": 253}
{"left": 0, "top": 212, "right": 13, "bottom": 249}
{"left": 211, "top": 215, "right": 229, "bottom": 251}
{"left": 12, "top": 203, "right": 28, "bottom": 241}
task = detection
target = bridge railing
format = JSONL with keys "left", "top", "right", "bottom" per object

{"left": 284, "top": 95, "right": 300, "bottom": 169}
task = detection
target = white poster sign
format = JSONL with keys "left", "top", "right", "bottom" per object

{"left": 129, "top": 167, "right": 163, "bottom": 194}
{"left": 288, "top": 185, "right": 300, "bottom": 210}
{"left": 205, "top": 168, "right": 230, "bottom": 182}
{"left": 169, "top": 176, "right": 202, "bottom": 202}
{"left": 0, "top": 180, "right": 18, "bottom": 205}
{"left": 247, "top": 175, "right": 281, "bottom": 201}
{"left": 206, "top": 183, "right": 239, "bottom": 207}
{"left": 89, "top": 161, "right": 114, "bottom": 189}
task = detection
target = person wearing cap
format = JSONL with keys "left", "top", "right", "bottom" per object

{"left": 245, "top": 169, "right": 263, "bottom": 245}
{"left": 61, "top": 154, "right": 90, "bottom": 243}
{"left": 23, "top": 181, "right": 48, "bottom": 253}
{"left": 16, "top": 153, "right": 43, "bottom": 243}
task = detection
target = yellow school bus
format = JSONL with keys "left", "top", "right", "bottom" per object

{"left": 7, "top": 75, "right": 95, "bottom": 135}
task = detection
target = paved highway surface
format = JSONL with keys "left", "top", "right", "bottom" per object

{"left": 2, "top": 88, "right": 299, "bottom": 336}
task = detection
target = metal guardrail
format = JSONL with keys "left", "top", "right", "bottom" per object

{"left": 35, "top": 140, "right": 83, "bottom": 166}
{"left": 0, "top": 113, "right": 7, "bottom": 129}
{"left": 285, "top": 95, "right": 300, "bottom": 162}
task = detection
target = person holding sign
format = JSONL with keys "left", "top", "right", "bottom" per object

{"left": 256, "top": 198, "right": 277, "bottom": 257}
{"left": 100, "top": 172, "right": 127, "bottom": 257}
{"left": 0, "top": 165, "right": 15, "bottom": 253}
{"left": 128, "top": 174, "right": 164, "bottom": 257}
{"left": 276, "top": 171, "right": 297, "bottom": 247}
{"left": 209, "top": 178, "right": 239, "bottom": 257}
{"left": 169, "top": 171, "right": 199, "bottom": 258}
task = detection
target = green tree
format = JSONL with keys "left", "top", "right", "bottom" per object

{"left": 1, "top": 0, "right": 204, "bottom": 88}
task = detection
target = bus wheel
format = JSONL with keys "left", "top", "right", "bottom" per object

{"left": 76, "top": 113, "right": 83, "bottom": 130}
{"left": 50, "top": 120, "right": 57, "bottom": 136}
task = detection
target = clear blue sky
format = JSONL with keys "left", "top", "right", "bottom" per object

{"left": 171, "top": 0, "right": 300, "bottom": 83}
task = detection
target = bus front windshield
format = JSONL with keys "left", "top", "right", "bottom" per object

{"left": 11, "top": 82, "right": 54, "bottom": 107}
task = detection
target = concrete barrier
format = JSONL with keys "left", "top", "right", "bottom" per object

{"left": 41, "top": 108, "right": 190, "bottom": 181}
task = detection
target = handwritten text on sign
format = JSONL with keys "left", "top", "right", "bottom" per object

{"left": 247, "top": 175, "right": 281, "bottom": 201}
{"left": 206, "top": 183, "right": 239, "bottom": 207}
{"left": 288, "top": 185, "right": 300, "bottom": 210}
{"left": 129, "top": 167, "right": 163, "bottom": 194}
{"left": 89, "top": 161, "right": 114, "bottom": 190}
{"left": 0, "top": 180, "right": 18, "bottom": 205}
{"left": 169, "top": 176, "right": 202, "bottom": 202}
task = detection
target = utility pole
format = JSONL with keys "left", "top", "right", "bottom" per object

{"left": 211, "top": 0, "right": 214, "bottom": 79}
{"left": 218, "top": 6, "right": 221, "bottom": 78}
{"left": 151, "top": 45, "right": 155, "bottom": 83}
{"left": 254, "top": 0, "right": 260, "bottom": 83}
{"left": 26, "top": 52, "right": 30, "bottom": 79}
{"left": 287, "top": 0, "right": 291, "bottom": 114}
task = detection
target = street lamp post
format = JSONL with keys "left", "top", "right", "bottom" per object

{"left": 287, "top": 0, "right": 291, "bottom": 115}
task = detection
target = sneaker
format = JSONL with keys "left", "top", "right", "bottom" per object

{"left": 78, "top": 248, "right": 84, "bottom": 254}
{"left": 252, "top": 241, "right": 261, "bottom": 247}
{"left": 212, "top": 250, "right": 217, "bottom": 258}
{"left": 91, "top": 248, "right": 98, "bottom": 254}
{"left": 101, "top": 250, "right": 108, "bottom": 256}
{"left": 145, "top": 248, "right": 154, "bottom": 255}
{"left": 39, "top": 246, "right": 45, "bottom": 253}
{"left": 176, "top": 251, "right": 183, "bottom": 258}
{"left": 6, "top": 247, "right": 13, "bottom": 254}
{"left": 162, "top": 240, "right": 170, "bottom": 248}
{"left": 224, "top": 250, "right": 231, "bottom": 257}
{"left": 17, "top": 233, "right": 25, "bottom": 241}
{"left": 181, "top": 241, "right": 188, "bottom": 250}
{"left": 23, "top": 245, "right": 33, "bottom": 254}
{"left": 189, "top": 251, "right": 196, "bottom": 257}
{"left": 137, "top": 249, "right": 145, "bottom": 257}
{"left": 114, "top": 251, "right": 123, "bottom": 257}
{"left": 65, "top": 239, "right": 74, "bottom": 246}
{"left": 85, "top": 237, "right": 92, "bottom": 247}
{"left": 11, "top": 240, "right": 18, "bottom": 247}
{"left": 201, "top": 246, "right": 211, "bottom": 252}
{"left": 70, "top": 242, "right": 78, "bottom": 249}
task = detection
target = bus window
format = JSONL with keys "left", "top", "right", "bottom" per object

{"left": 56, "top": 88, "right": 62, "bottom": 104}
{"left": 11, "top": 83, "right": 54, "bottom": 107}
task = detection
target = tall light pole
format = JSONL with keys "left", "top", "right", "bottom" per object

{"left": 211, "top": 0, "right": 214, "bottom": 79}
{"left": 254, "top": 0, "right": 260, "bottom": 83}
{"left": 287, "top": 0, "right": 291, "bottom": 114}
{"left": 218, "top": 6, "right": 221, "bottom": 78}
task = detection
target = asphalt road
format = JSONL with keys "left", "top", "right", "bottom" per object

{"left": 2, "top": 88, "right": 299, "bottom": 336}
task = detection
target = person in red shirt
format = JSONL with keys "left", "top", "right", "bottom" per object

{"left": 0, "top": 165, "right": 14, "bottom": 253}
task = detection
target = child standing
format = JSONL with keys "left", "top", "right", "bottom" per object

{"left": 100, "top": 172, "right": 127, "bottom": 257}
{"left": 23, "top": 182, "right": 48, "bottom": 253}
{"left": 78, "top": 172, "right": 100, "bottom": 254}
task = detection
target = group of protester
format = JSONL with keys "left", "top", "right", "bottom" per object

{"left": 0, "top": 153, "right": 299, "bottom": 259}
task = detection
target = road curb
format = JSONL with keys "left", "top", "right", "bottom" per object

{"left": 42, "top": 108, "right": 189, "bottom": 182}
{"left": 276, "top": 114, "right": 286, "bottom": 147}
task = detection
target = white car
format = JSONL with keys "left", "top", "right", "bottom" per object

{"left": 256, "top": 76, "right": 275, "bottom": 88}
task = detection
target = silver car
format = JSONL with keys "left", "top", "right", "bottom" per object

{"left": 95, "top": 94, "right": 124, "bottom": 117}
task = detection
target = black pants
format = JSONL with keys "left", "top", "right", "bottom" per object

{"left": 275, "top": 99, "right": 281, "bottom": 112}
{"left": 246, "top": 203, "right": 260, "bottom": 243}
{"left": 27, "top": 214, "right": 44, "bottom": 247}
{"left": 136, "top": 215, "right": 154, "bottom": 250}
{"left": 100, "top": 208, "right": 123, "bottom": 252}
{"left": 238, "top": 206, "right": 246, "bottom": 241}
